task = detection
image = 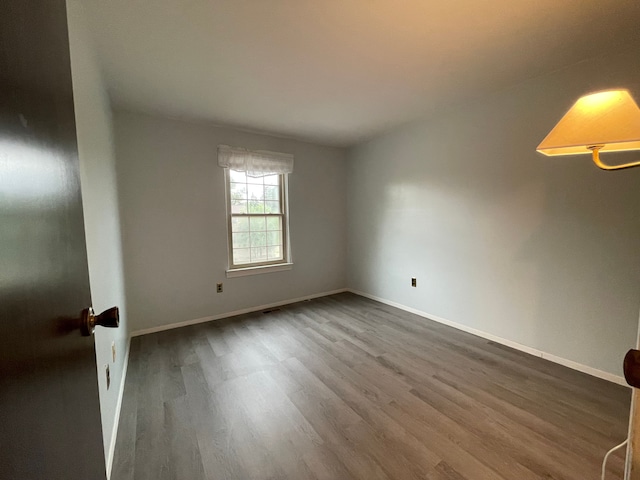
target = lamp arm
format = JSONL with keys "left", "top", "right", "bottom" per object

{"left": 589, "top": 146, "right": 640, "bottom": 171}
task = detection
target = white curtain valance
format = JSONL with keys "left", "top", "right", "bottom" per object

{"left": 217, "top": 145, "right": 294, "bottom": 177}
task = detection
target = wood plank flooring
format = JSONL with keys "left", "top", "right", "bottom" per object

{"left": 112, "top": 292, "right": 631, "bottom": 480}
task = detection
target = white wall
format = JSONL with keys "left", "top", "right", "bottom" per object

{"left": 114, "top": 111, "right": 347, "bottom": 332}
{"left": 67, "top": 1, "right": 129, "bottom": 474}
{"left": 347, "top": 50, "right": 640, "bottom": 377}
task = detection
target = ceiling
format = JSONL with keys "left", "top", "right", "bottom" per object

{"left": 82, "top": 0, "right": 640, "bottom": 147}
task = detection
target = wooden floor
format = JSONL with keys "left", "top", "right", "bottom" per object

{"left": 112, "top": 293, "right": 631, "bottom": 480}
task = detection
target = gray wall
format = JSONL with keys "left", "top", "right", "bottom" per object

{"left": 347, "top": 50, "right": 640, "bottom": 376}
{"left": 67, "top": 0, "right": 129, "bottom": 471}
{"left": 114, "top": 111, "right": 347, "bottom": 332}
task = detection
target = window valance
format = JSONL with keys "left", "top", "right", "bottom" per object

{"left": 217, "top": 145, "right": 294, "bottom": 177}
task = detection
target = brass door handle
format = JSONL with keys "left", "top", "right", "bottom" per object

{"left": 81, "top": 306, "right": 119, "bottom": 336}
{"left": 624, "top": 349, "right": 640, "bottom": 388}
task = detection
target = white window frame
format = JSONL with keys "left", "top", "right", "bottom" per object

{"left": 224, "top": 169, "right": 292, "bottom": 277}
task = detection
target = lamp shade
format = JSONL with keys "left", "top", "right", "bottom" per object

{"left": 537, "top": 89, "right": 640, "bottom": 156}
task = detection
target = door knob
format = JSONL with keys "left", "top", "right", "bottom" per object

{"left": 81, "top": 306, "right": 119, "bottom": 336}
{"left": 624, "top": 349, "right": 640, "bottom": 388}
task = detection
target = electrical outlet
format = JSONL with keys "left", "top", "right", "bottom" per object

{"left": 216, "top": 282, "right": 223, "bottom": 293}
{"left": 105, "top": 365, "right": 111, "bottom": 390}
{"left": 112, "top": 341, "right": 116, "bottom": 363}
{"left": 411, "top": 277, "right": 417, "bottom": 287}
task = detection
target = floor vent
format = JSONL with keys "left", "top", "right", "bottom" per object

{"left": 262, "top": 308, "right": 281, "bottom": 314}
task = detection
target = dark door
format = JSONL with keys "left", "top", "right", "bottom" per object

{"left": 0, "top": 1, "right": 107, "bottom": 479}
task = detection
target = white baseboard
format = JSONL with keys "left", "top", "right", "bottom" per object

{"left": 128, "top": 286, "right": 627, "bottom": 386}
{"left": 106, "top": 336, "right": 131, "bottom": 480}
{"left": 348, "top": 289, "right": 628, "bottom": 387}
{"left": 131, "top": 288, "right": 349, "bottom": 337}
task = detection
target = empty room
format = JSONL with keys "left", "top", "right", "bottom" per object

{"left": 3, "top": 0, "right": 640, "bottom": 479}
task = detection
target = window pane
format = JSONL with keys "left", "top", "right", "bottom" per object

{"left": 264, "top": 185, "right": 279, "bottom": 201}
{"left": 267, "top": 246, "right": 282, "bottom": 260}
{"left": 247, "top": 199, "right": 265, "bottom": 214}
{"left": 250, "top": 247, "right": 268, "bottom": 262}
{"left": 264, "top": 174, "right": 279, "bottom": 185}
{"left": 229, "top": 170, "right": 246, "bottom": 182}
{"left": 264, "top": 201, "right": 280, "bottom": 214}
{"left": 233, "top": 248, "right": 251, "bottom": 265}
{"left": 266, "top": 230, "right": 281, "bottom": 246}
{"left": 247, "top": 184, "right": 265, "bottom": 213}
{"left": 232, "top": 232, "right": 250, "bottom": 248}
{"left": 231, "top": 200, "right": 247, "bottom": 214}
{"left": 250, "top": 231, "right": 266, "bottom": 247}
{"left": 249, "top": 216, "right": 267, "bottom": 231}
{"left": 266, "top": 216, "right": 281, "bottom": 231}
{"left": 248, "top": 184, "right": 264, "bottom": 201}
{"left": 230, "top": 183, "right": 247, "bottom": 200}
{"left": 232, "top": 217, "right": 249, "bottom": 232}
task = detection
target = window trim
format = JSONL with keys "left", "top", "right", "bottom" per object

{"left": 225, "top": 262, "right": 293, "bottom": 278}
{"left": 224, "top": 169, "right": 291, "bottom": 274}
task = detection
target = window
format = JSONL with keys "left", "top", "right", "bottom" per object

{"left": 218, "top": 145, "right": 293, "bottom": 275}
{"left": 226, "top": 169, "right": 288, "bottom": 268}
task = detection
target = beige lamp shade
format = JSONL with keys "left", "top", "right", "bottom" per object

{"left": 537, "top": 89, "right": 640, "bottom": 156}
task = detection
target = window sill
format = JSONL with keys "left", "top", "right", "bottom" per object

{"left": 226, "top": 263, "right": 293, "bottom": 278}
